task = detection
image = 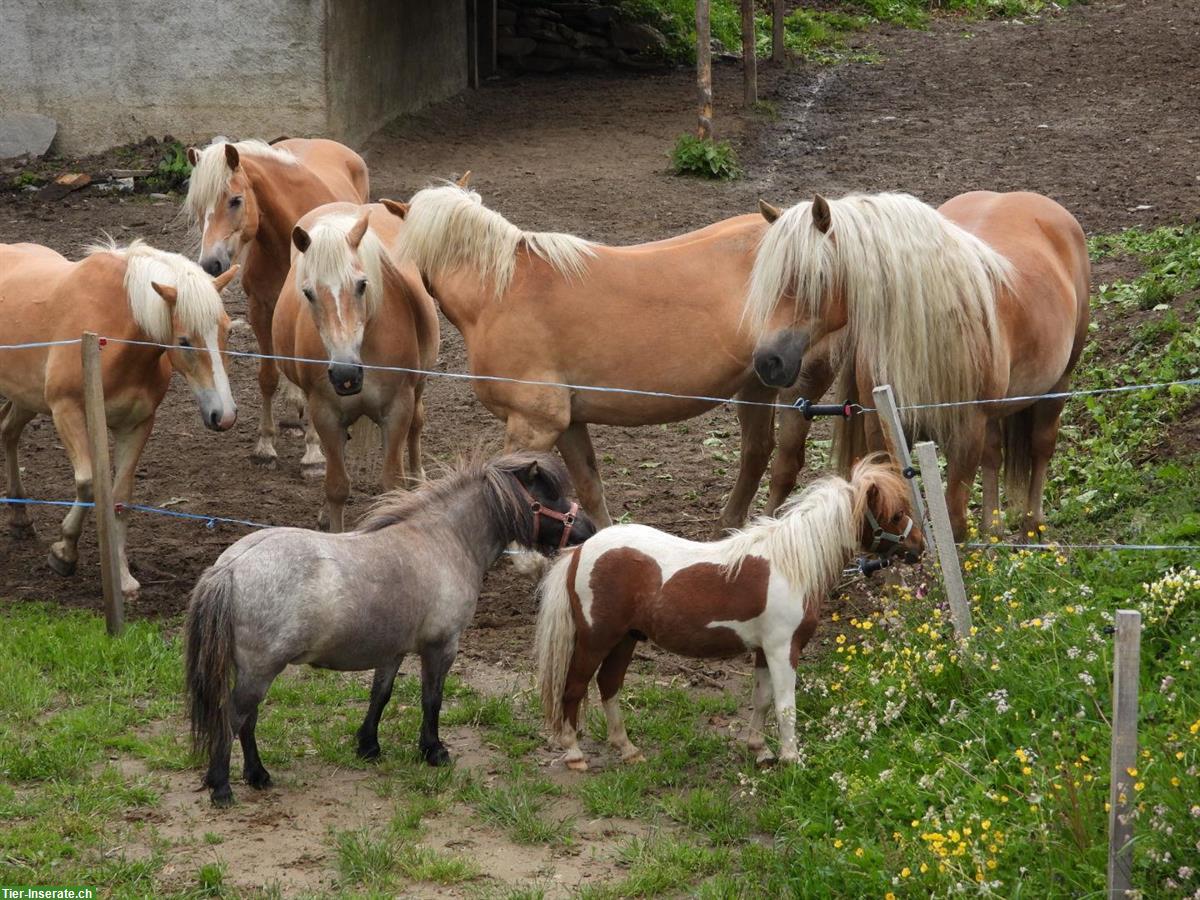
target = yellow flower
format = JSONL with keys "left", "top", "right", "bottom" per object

{"left": 920, "top": 863, "right": 929, "bottom": 874}
{"left": 1171, "top": 776, "right": 1181, "bottom": 787}
{"left": 854, "top": 847, "right": 864, "bottom": 858}
{"left": 886, "top": 894, "right": 896, "bottom": 900}
{"left": 901, "top": 868, "right": 911, "bottom": 878}
{"left": 981, "top": 819, "right": 991, "bottom": 831}
{"left": 1134, "top": 781, "right": 1145, "bottom": 791}
{"left": 1126, "top": 767, "right": 1138, "bottom": 777}
{"left": 831, "top": 612, "right": 840, "bottom": 621}
{"left": 836, "top": 634, "right": 847, "bottom": 645}
{"left": 1176, "top": 751, "right": 1185, "bottom": 760}
{"left": 1022, "top": 766, "right": 1032, "bottom": 776}
{"left": 834, "top": 839, "right": 844, "bottom": 848}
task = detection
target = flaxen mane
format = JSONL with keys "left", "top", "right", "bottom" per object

{"left": 86, "top": 239, "right": 225, "bottom": 343}
{"left": 185, "top": 138, "right": 298, "bottom": 223}
{"left": 400, "top": 183, "right": 595, "bottom": 297}
{"left": 745, "top": 192, "right": 1011, "bottom": 443}
{"left": 294, "top": 212, "right": 389, "bottom": 318}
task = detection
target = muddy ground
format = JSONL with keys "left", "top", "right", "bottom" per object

{"left": 1, "top": 0, "right": 1196, "bottom": 666}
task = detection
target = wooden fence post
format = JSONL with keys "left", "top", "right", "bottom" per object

{"left": 741, "top": 0, "right": 757, "bottom": 107}
{"left": 81, "top": 332, "right": 123, "bottom": 635}
{"left": 913, "top": 441, "right": 972, "bottom": 642}
{"left": 772, "top": 0, "right": 786, "bottom": 64}
{"left": 871, "top": 385, "right": 933, "bottom": 556}
{"left": 696, "top": 0, "right": 714, "bottom": 139}
{"left": 1108, "top": 609, "right": 1141, "bottom": 898}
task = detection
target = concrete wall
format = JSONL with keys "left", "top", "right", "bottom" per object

{"left": 0, "top": 0, "right": 470, "bottom": 155}
{"left": 325, "top": 1, "right": 469, "bottom": 145}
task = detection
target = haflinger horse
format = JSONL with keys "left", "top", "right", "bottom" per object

{"left": 185, "top": 137, "right": 369, "bottom": 464}
{"left": 0, "top": 240, "right": 237, "bottom": 598}
{"left": 273, "top": 201, "right": 440, "bottom": 531}
{"left": 535, "top": 454, "right": 921, "bottom": 771}
{"left": 388, "top": 179, "right": 809, "bottom": 533}
{"left": 186, "top": 451, "right": 596, "bottom": 807}
{"left": 746, "top": 190, "right": 1090, "bottom": 539}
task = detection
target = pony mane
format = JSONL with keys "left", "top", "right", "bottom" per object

{"left": 745, "top": 192, "right": 1011, "bottom": 441}
{"left": 185, "top": 138, "right": 298, "bottom": 223}
{"left": 357, "top": 450, "right": 572, "bottom": 549}
{"left": 295, "top": 212, "right": 389, "bottom": 319}
{"left": 400, "top": 183, "right": 595, "bottom": 297}
{"left": 86, "top": 239, "right": 225, "bottom": 343}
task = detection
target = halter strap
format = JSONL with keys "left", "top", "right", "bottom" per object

{"left": 514, "top": 480, "right": 579, "bottom": 550}
{"left": 865, "top": 505, "right": 914, "bottom": 555}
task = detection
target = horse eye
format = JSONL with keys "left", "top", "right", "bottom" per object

{"left": 229, "top": 195, "right": 243, "bottom": 209}
{"left": 356, "top": 279, "right": 368, "bottom": 296}
{"left": 178, "top": 337, "right": 191, "bottom": 348}
{"left": 302, "top": 287, "right": 316, "bottom": 302}
{"left": 892, "top": 512, "right": 903, "bottom": 522}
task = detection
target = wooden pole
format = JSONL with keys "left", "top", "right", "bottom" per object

{"left": 696, "top": 0, "right": 714, "bottom": 139}
{"left": 913, "top": 441, "right": 972, "bottom": 642}
{"left": 741, "top": 0, "right": 757, "bottom": 107}
{"left": 1107, "top": 609, "right": 1141, "bottom": 898}
{"left": 81, "top": 332, "right": 123, "bottom": 636}
{"left": 871, "top": 385, "right": 932, "bottom": 555}
{"left": 772, "top": 0, "right": 786, "bottom": 64}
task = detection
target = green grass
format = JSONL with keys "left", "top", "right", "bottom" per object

{"left": 669, "top": 134, "right": 743, "bottom": 180}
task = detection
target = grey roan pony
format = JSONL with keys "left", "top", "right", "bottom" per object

{"left": 186, "top": 451, "right": 595, "bottom": 806}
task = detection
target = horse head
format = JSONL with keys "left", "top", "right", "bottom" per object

{"left": 489, "top": 452, "right": 597, "bottom": 554}
{"left": 291, "top": 209, "right": 381, "bottom": 397}
{"left": 186, "top": 142, "right": 261, "bottom": 278}
{"left": 849, "top": 453, "right": 924, "bottom": 562}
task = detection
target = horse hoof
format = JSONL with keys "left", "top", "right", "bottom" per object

{"left": 564, "top": 757, "right": 589, "bottom": 772}
{"left": 754, "top": 749, "right": 777, "bottom": 767}
{"left": 250, "top": 449, "right": 278, "bottom": 468}
{"left": 423, "top": 745, "right": 451, "bottom": 767}
{"left": 210, "top": 787, "right": 235, "bottom": 808}
{"left": 47, "top": 551, "right": 76, "bottom": 577}
{"left": 8, "top": 521, "right": 36, "bottom": 540}
{"left": 300, "top": 463, "right": 326, "bottom": 481}
{"left": 357, "top": 743, "right": 382, "bottom": 762}
{"left": 621, "top": 751, "right": 646, "bottom": 765}
{"left": 244, "top": 769, "right": 273, "bottom": 790}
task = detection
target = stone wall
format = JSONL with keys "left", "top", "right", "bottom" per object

{"left": 497, "top": 0, "right": 669, "bottom": 73}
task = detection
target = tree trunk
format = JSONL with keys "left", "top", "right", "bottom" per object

{"left": 696, "top": 0, "right": 714, "bottom": 139}
{"left": 742, "top": 0, "right": 757, "bottom": 107}
{"left": 772, "top": 0, "right": 786, "bottom": 64}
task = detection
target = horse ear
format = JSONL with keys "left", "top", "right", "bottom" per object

{"left": 186, "top": 146, "right": 200, "bottom": 167}
{"left": 292, "top": 225, "right": 311, "bottom": 254}
{"left": 812, "top": 194, "right": 833, "bottom": 234}
{"left": 151, "top": 282, "right": 178, "bottom": 307}
{"left": 224, "top": 143, "right": 240, "bottom": 171}
{"left": 456, "top": 170, "right": 472, "bottom": 189}
{"left": 523, "top": 460, "right": 540, "bottom": 484}
{"left": 212, "top": 265, "right": 239, "bottom": 293}
{"left": 380, "top": 199, "right": 408, "bottom": 220}
{"left": 758, "top": 199, "right": 782, "bottom": 223}
{"left": 346, "top": 211, "right": 371, "bottom": 249}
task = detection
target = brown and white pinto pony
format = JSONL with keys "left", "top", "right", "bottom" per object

{"left": 535, "top": 455, "right": 922, "bottom": 771}
{"left": 392, "top": 179, "right": 810, "bottom": 533}
{"left": 0, "top": 240, "right": 237, "bottom": 598}
{"left": 185, "top": 138, "right": 369, "bottom": 464}
{"left": 747, "top": 191, "right": 1090, "bottom": 539}
{"left": 272, "top": 201, "right": 440, "bottom": 532}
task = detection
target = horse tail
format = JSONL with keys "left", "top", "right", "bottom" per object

{"left": 831, "top": 359, "right": 865, "bottom": 476}
{"left": 535, "top": 550, "right": 579, "bottom": 737}
{"left": 1001, "top": 407, "right": 1035, "bottom": 515}
{"left": 185, "top": 565, "right": 237, "bottom": 764}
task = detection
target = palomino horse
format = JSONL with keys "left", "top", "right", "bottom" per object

{"left": 186, "top": 451, "right": 596, "bottom": 806}
{"left": 273, "top": 202, "right": 440, "bottom": 531}
{"left": 535, "top": 455, "right": 921, "bottom": 770}
{"left": 747, "top": 191, "right": 1090, "bottom": 539}
{"left": 185, "top": 138, "right": 369, "bottom": 464}
{"left": 390, "top": 180, "right": 808, "bottom": 533}
{"left": 0, "top": 240, "right": 237, "bottom": 598}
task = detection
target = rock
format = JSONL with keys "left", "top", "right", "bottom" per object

{"left": 518, "top": 22, "right": 566, "bottom": 43}
{"left": 572, "top": 51, "right": 610, "bottom": 70}
{"left": 584, "top": 7, "right": 616, "bottom": 26}
{"left": 498, "top": 35, "right": 538, "bottom": 57}
{"left": 561, "top": 24, "right": 607, "bottom": 49}
{"left": 520, "top": 56, "right": 570, "bottom": 72}
{"left": 94, "top": 177, "right": 134, "bottom": 194}
{"left": 610, "top": 21, "right": 667, "bottom": 53}
{"left": 496, "top": 8, "right": 517, "bottom": 25}
{"left": 0, "top": 113, "right": 57, "bottom": 161}
{"left": 533, "top": 41, "right": 578, "bottom": 60}
{"left": 39, "top": 172, "right": 92, "bottom": 201}
{"left": 149, "top": 192, "right": 171, "bottom": 201}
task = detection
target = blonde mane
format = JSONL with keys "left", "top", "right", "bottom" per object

{"left": 745, "top": 192, "right": 1011, "bottom": 441}
{"left": 185, "top": 138, "right": 298, "bottom": 223}
{"left": 400, "top": 183, "right": 595, "bottom": 297}
{"left": 295, "top": 212, "right": 389, "bottom": 319}
{"left": 88, "top": 239, "right": 225, "bottom": 343}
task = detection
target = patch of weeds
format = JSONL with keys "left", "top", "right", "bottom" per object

{"left": 669, "top": 135, "right": 742, "bottom": 181}
{"left": 461, "top": 764, "right": 573, "bottom": 846}
{"left": 335, "top": 819, "right": 477, "bottom": 892}
{"left": 145, "top": 140, "right": 193, "bottom": 193}
{"left": 751, "top": 99, "right": 779, "bottom": 119}
{"left": 11, "top": 171, "right": 44, "bottom": 189}
{"left": 1089, "top": 224, "right": 1200, "bottom": 310}
{"left": 578, "top": 766, "right": 655, "bottom": 818}
{"left": 586, "top": 836, "right": 731, "bottom": 897}
{"left": 195, "top": 861, "right": 226, "bottom": 897}
{"left": 661, "top": 786, "right": 751, "bottom": 844}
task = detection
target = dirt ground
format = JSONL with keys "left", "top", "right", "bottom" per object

{"left": 2, "top": 0, "right": 1197, "bottom": 663}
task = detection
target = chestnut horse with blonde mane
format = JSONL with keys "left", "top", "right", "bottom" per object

{"left": 0, "top": 240, "right": 238, "bottom": 598}
{"left": 273, "top": 202, "right": 440, "bottom": 531}
{"left": 535, "top": 455, "right": 922, "bottom": 770}
{"left": 747, "top": 190, "right": 1090, "bottom": 539}
{"left": 185, "top": 138, "right": 369, "bottom": 464}
{"left": 389, "top": 179, "right": 806, "bottom": 532}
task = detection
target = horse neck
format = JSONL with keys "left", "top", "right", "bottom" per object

{"left": 427, "top": 268, "right": 491, "bottom": 336}
{"left": 242, "top": 158, "right": 335, "bottom": 290}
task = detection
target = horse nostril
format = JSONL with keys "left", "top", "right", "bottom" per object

{"left": 209, "top": 410, "right": 220, "bottom": 429}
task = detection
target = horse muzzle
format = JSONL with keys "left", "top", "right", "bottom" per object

{"left": 197, "top": 392, "right": 237, "bottom": 432}
{"left": 752, "top": 328, "right": 809, "bottom": 389}
{"left": 199, "top": 248, "right": 232, "bottom": 278}
{"left": 329, "top": 361, "right": 365, "bottom": 396}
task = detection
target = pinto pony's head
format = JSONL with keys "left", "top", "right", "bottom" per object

{"left": 849, "top": 453, "right": 924, "bottom": 562}
{"left": 290, "top": 207, "right": 387, "bottom": 396}
{"left": 185, "top": 139, "right": 298, "bottom": 278}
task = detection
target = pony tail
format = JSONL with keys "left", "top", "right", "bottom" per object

{"left": 185, "top": 566, "right": 237, "bottom": 767}
{"left": 534, "top": 551, "right": 579, "bottom": 738}
{"left": 1001, "top": 408, "right": 1035, "bottom": 516}
{"left": 831, "top": 360, "right": 865, "bottom": 476}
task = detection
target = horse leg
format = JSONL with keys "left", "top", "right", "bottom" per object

{"left": 109, "top": 416, "right": 155, "bottom": 600}
{"left": 556, "top": 421, "right": 612, "bottom": 529}
{"left": 379, "top": 398, "right": 414, "bottom": 493}
{"left": 716, "top": 385, "right": 776, "bottom": 535}
{"left": 766, "top": 357, "right": 837, "bottom": 514}
{"left": 310, "top": 403, "right": 350, "bottom": 533}
{"left": 945, "top": 416, "right": 987, "bottom": 541}
{"left": 418, "top": 638, "right": 457, "bottom": 766}
{"left": 560, "top": 642, "right": 608, "bottom": 772}
{"left": 47, "top": 402, "right": 93, "bottom": 577}
{"left": 1, "top": 401, "right": 39, "bottom": 538}
{"left": 764, "top": 640, "right": 799, "bottom": 764}
{"left": 981, "top": 419, "right": 1003, "bottom": 535}
{"left": 357, "top": 659, "right": 402, "bottom": 760}
{"left": 405, "top": 387, "right": 426, "bottom": 486}
{"left": 299, "top": 417, "right": 326, "bottom": 480}
{"left": 746, "top": 649, "right": 776, "bottom": 765}
{"left": 1025, "top": 397, "right": 1068, "bottom": 535}
{"left": 596, "top": 634, "right": 644, "bottom": 764}
{"left": 248, "top": 298, "right": 280, "bottom": 465}
{"left": 233, "top": 674, "right": 274, "bottom": 790}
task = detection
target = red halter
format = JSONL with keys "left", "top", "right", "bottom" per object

{"left": 515, "top": 480, "right": 579, "bottom": 550}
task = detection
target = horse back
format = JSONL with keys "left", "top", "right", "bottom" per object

{"left": 276, "top": 138, "right": 369, "bottom": 204}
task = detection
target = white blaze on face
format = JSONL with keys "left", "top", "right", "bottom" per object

{"left": 204, "top": 324, "right": 236, "bottom": 424}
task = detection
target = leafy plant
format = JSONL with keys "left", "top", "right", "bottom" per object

{"left": 145, "top": 140, "right": 192, "bottom": 193}
{"left": 669, "top": 134, "right": 742, "bottom": 180}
